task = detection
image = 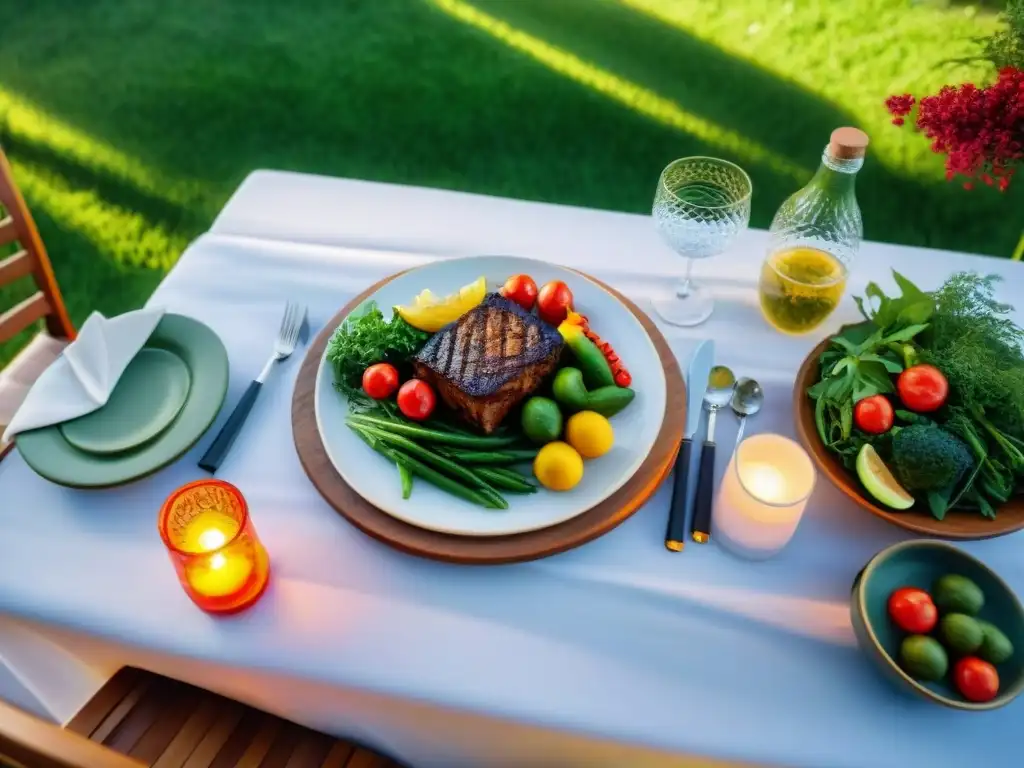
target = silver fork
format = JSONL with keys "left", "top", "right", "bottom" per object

{"left": 199, "top": 301, "right": 308, "bottom": 473}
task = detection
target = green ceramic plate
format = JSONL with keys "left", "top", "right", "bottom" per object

{"left": 15, "top": 314, "right": 228, "bottom": 488}
{"left": 59, "top": 348, "right": 192, "bottom": 454}
{"left": 851, "top": 539, "right": 1024, "bottom": 711}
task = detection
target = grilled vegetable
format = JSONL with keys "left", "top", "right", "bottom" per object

{"left": 551, "top": 367, "right": 635, "bottom": 417}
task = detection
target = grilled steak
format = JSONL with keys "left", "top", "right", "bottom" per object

{"left": 413, "top": 293, "right": 563, "bottom": 433}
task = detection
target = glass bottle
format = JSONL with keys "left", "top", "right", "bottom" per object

{"left": 758, "top": 127, "right": 868, "bottom": 335}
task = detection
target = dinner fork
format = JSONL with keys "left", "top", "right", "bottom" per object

{"left": 199, "top": 301, "right": 308, "bottom": 474}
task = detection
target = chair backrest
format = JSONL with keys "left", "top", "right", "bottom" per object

{"left": 0, "top": 147, "right": 75, "bottom": 345}
{"left": 0, "top": 697, "right": 142, "bottom": 768}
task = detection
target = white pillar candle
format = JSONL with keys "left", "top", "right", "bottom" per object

{"left": 712, "top": 433, "right": 816, "bottom": 560}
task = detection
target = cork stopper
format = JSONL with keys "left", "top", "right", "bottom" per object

{"left": 829, "top": 127, "right": 869, "bottom": 160}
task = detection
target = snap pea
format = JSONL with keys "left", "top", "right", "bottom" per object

{"left": 346, "top": 413, "right": 518, "bottom": 448}
{"left": 443, "top": 448, "right": 539, "bottom": 465}
{"left": 350, "top": 425, "right": 498, "bottom": 508}
{"left": 474, "top": 467, "right": 538, "bottom": 493}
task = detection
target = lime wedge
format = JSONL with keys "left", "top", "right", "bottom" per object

{"left": 856, "top": 444, "right": 914, "bottom": 510}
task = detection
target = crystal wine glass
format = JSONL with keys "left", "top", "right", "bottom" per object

{"left": 652, "top": 157, "right": 752, "bottom": 326}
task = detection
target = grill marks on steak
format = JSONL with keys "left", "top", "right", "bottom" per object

{"left": 413, "top": 293, "right": 563, "bottom": 433}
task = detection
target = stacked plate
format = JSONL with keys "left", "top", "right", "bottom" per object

{"left": 16, "top": 315, "right": 229, "bottom": 488}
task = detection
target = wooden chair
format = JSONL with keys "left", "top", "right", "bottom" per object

{"left": 0, "top": 667, "right": 405, "bottom": 768}
{"left": 0, "top": 146, "right": 76, "bottom": 455}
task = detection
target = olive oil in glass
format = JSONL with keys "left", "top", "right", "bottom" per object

{"left": 759, "top": 127, "right": 868, "bottom": 335}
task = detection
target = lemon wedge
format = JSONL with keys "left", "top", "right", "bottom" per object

{"left": 396, "top": 276, "right": 487, "bottom": 332}
{"left": 856, "top": 444, "right": 914, "bottom": 510}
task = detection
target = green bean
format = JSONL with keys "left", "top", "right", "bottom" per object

{"left": 346, "top": 413, "right": 517, "bottom": 448}
{"left": 485, "top": 466, "right": 538, "bottom": 484}
{"left": 398, "top": 463, "right": 414, "bottom": 499}
{"left": 443, "top": 448, "right": 539, "bottom": 465}
{"left": 355, "top": 425, "right": 508, "bottom": 509}
{"left": 348, "top": 425, "right": 499, "bottom": 508}
{"left": 474, "top": 467, "right": 538, "bottom": 493}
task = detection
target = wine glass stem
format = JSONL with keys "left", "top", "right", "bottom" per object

{"left": 677, "top": 257, "right": 695, "bottom": 298}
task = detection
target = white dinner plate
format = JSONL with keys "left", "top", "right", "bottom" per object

{"left": 314, "top": 255, "right": 667, "bottom": 536}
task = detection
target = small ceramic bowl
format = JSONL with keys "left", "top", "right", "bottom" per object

{"left": 851, "top": 539, "right": 1024, "bottom": 710}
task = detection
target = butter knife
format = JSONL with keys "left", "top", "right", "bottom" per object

{"left": 665, "top": 340, "right": 714, "bottom": 552}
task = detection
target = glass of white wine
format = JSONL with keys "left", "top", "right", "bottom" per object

{"left": 652, "top": 157, "right": 752, "bottom": 327}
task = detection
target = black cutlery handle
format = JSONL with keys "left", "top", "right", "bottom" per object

{"left": 690, "top": 441, "right": 716, "bottom": 544}
{"left": 198, "top": 380, "right": 262, "bottom": 474}
{"left": 665, "top": 438, "right": 694, "bottom": 552}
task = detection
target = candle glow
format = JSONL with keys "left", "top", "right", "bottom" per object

{"left": 713, "top": 434, "right": 815, "bottom": 560}
{"left": 159, "top": 480, "right": 270, "bottom": 614}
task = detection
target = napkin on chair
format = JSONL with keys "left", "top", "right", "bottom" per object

{"left": 2, "top": 308, "right": 166, "bottom": 442}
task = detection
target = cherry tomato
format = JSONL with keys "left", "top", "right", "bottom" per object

{"left": 854, "top": 395, "right": 894, "bottom": 435}
{"left": 397, "top": 379, "right": 436, "bottom": 421}
{"left": 954, "top": 657, "right": 1000, "bottom": 703}
{"left": 537, "top": 281, "right": 574, "bottom": 326}
{"left": 362, "top": 363, "right": 400, "bottom": 400}
{"left": 500, "top": 274, "right": 538, "bottom": 311}
{"left": 887, "top": 587, "right": 938, "bottom": 634}
{"left": 897, "top": 364, "right": 949, "bottom": 413}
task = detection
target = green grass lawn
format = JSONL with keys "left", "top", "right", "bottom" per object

{"left": 0, "top": 0, "right": 1019, "bottom": 365}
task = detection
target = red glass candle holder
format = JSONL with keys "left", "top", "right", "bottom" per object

{"left": 158, "top": 479, "right": 270, "bottom": 614}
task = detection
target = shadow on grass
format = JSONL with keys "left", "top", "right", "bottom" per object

{"left": 0, "top": 0, "right": 1018, "bottom": 265}
{"left": 452, "top": 0, "right": 1023, "bottom": 257}
{"left": 0, "top": 131, "right": 207, "bottom": 238}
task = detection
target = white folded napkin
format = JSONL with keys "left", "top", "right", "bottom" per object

{"left": 2, "top": 308, "right": 166, "bottom": 442}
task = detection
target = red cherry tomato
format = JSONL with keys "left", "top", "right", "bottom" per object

{"left": 954, "top": 657, "right": 999, "bottom": 703}
{"left": 500, "top": 274, "right": 538, "bottom": 311}
{"left": 537, "top": 281, "right": 574, "bottom": 326}
{"left": 397, "top": 379, "right": 436, "bottom": 421}
{"left": 887, "top": 587, "right": 938, "bottom": 634}
{"left": 854, "top": 395, "right": 894, "bottom": 435}
{"left": 897, "top": 365, "right": 949, "bottom": 413}
{"left": 362, "top": 363, "right": 400, "bottom": 400}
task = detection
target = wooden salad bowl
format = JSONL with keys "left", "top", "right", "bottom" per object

{"left": 793, "top": 332, "right": 1024, "bottom": 540}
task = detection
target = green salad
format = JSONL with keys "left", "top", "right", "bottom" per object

{"left": 809, "top": 271, "right": 1024, "bottom": 520}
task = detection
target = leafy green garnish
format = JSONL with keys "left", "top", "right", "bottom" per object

{"left": 325, "top": 300, "right": 429, "bottom": 401}
{"left": 812, "top": 269, "right": 1024, "bottom": 521}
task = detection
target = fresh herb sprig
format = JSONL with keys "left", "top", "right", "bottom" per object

{"left": 325, "top": 300, "right": 429, "bottom": 400}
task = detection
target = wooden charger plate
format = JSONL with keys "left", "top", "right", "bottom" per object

{"left": 292, "top": 269, "right": 686, "bottom": 564}
{"left": 794, "top": 332, "right": 1024, "bottom": 540}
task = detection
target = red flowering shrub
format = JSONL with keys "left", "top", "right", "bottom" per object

{"left": 886, "top": 67, "right": 1024, "bottom": 191}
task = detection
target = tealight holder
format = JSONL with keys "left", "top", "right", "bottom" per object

{"left": 158, "top": 479, "right": 270, "bottom": 613}
{"left": 712, "top": 433, "right": 815, "bottom": 560}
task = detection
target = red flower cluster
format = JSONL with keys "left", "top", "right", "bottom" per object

{"left": 886, "top": 67, "right": 1024, "bottom": 191}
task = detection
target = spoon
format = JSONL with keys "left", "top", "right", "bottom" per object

{"left": 730, "top": 377, "right": 764, "bottom": 452}
{"left": 690, "top": 365, "right": 736, "bottom": 544}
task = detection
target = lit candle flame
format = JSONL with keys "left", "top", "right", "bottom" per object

{"left": 741, "top": 462, "right": 787, "bottom": 504}
{"left": 197, "top": 528, "right": 227, "bottom": 551}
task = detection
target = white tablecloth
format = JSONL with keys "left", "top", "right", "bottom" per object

{"left": 2, "top": 172, "right": 1024, "bottom": 768}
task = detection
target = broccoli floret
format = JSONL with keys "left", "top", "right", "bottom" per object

{"left": 891, "top": 425, "right": 974, "bottom": 492}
